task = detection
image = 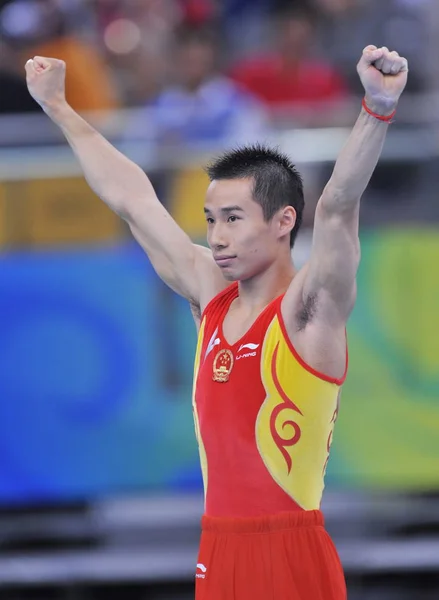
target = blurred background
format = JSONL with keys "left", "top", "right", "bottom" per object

{"left": 0, "top": 0, "right": 439, "bottom": 598}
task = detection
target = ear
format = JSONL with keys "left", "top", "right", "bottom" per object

{"left": 277, "top": 206, "right": 297, "bottom": 241}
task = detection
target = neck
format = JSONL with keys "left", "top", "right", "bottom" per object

{"left": 236, "top": 255, "right": 296, "bottom": 311}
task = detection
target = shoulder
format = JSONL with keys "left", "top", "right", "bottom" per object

{"left": 282, "top": 262, "right": 308, "bottom": 302}
{"left": 201, "top": 282, "right": 238, "bottom": 323}
{"left": 190, "top": 245, "right": 233, "bottom": 330}
{"left": 280, "top": 264, "right": 348, "bottom": 382}
{"left": 192, "top": 281, "right": 237, "bottom": 335}
{"left": 194, "top": 245, "right": 230, "bottom": 294}
{"left": 282, "top": 261, "right": 349, "bottom": 332}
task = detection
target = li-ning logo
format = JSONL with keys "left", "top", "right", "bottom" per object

{"left": 236, "top": 343, "right": 259, "bottom": 360}
{"left": 196, "top": 563, "right": 207, "bottom": 579}
{"left": 238, "top": 343, "right": 259, "bottom": 352}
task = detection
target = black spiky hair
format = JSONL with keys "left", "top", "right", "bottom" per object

{"left": 205, "top": 144, "right": 304, "bottom": 248}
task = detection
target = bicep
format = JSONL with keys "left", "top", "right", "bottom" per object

{"left": 303, "top": 197, "right": 360, "bottom": 323}
{"left": 129, "top": 222, "right": 198, "bottom": 301}
{"left": 127, "top": 195, "right": 206, "bottom": 304}
{"left": 130, "top": 224, "right": 227, "bottom": 309}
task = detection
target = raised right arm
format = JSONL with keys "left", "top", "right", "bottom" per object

{"left": 25, "top": 56, "right": 226, "bottom": 314}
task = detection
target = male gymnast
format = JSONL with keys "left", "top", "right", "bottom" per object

{"left": 26, "top": 44, "right": 408, "bottom": 599}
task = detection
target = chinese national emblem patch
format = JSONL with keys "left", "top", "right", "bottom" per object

{"left": 212, "top": 349, "right": 234, "bottom": 382}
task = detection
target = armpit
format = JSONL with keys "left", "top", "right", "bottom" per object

{"left": 296, "top": 292, "right": 318, "bottom": 331}
{"left": 190, "top": 301, "right": 202, "bottom": 324}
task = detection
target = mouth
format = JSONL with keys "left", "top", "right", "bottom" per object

{"left": 214, "top": 256, "right": 236, "bottom": 267}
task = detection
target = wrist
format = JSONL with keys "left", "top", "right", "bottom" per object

{"left": 363, "top": 95, "right": 398, "bottom": 117}
{"left": 42, "top": 98, "right": 72, "bottom": 123}
{"left": 361, "top": 97, "right": 396, "bottom": 124}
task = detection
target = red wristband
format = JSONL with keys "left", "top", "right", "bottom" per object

{"left": 362, "top": 98, "right": 396, "bottom": 123}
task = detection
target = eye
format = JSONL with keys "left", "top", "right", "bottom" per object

{"left": 228, "top": 215, "right": 239, "bottom": 223}
{"left": 206, "top": 217, "right": 214, "bottom": 224}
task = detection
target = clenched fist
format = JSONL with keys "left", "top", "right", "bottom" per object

{"left": 357, "top": 46, "right": 408, "bottom": 115}
{"left": 25, "top": 56, "right": 67, "bottom": 113}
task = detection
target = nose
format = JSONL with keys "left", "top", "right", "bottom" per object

{"left": 208, "top": 222, "right": 229, "bottom": 250}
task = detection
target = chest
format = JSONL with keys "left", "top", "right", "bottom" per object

{"left": 195, "top": 324, "right": 266, "bottom": 438}
{"left": 194, "top": 294, "right": 281, "bottom": 412}
{"left": 200, "top": 323, "right": 264, "bottom": 386}
{"left": 221, "top": 308, "right": 265, "bottom": 348}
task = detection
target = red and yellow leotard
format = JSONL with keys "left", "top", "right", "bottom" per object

{"left": 193, "top": 283, "right": 347, "bottom": 518}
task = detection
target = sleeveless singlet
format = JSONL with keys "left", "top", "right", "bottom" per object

{"left": 192, "top": 283, "right": 347, "bottom": 518}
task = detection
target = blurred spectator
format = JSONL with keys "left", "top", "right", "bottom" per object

{"left": 229, "top": 7, "right": 348, "bottom": 116}
{"left": 178, "top": 0, "right": 217, "bottom": 26}
{"left": 313, "top": 0, "right": 431, "bottom": 93}
{"left": 0, "top": 0, "right": 120, "bottom": 112}
{"left": 0, "top": 69, "right": 40, "bottom": 113}
{"left": 218, "top": 0, "right": 273, "bottom": 60}
{"left": 94, "top": 0, "right": 180, "bottom": 106}
{"left": 0, "top": 40, "right": 39, "bottom": 113}
{"left": 125, "top": 25, "right": 268, "bottom": 148}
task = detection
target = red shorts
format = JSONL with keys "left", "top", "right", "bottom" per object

{"left": 195, "top": 509, "right": 346, "bottom": 600}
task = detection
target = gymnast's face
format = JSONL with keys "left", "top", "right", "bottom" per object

{"left": 204, "top": 178, "right": 287, "bottom": 281}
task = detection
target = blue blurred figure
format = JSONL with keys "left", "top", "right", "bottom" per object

{"left": 126, "top": 25, "right": 269, "bottom": 150}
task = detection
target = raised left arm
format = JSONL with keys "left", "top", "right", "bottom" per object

{"left": 302, "top": 45, "right": 409, "bottom": 326}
